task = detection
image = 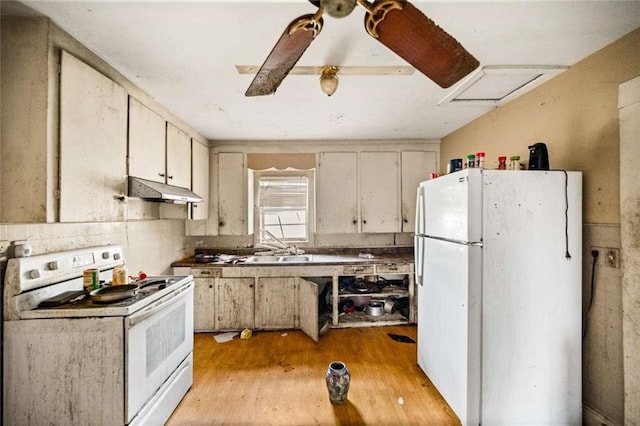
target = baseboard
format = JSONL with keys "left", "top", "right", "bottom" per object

{"left": 583, "top": 404, "right": 619, "bottom": 426}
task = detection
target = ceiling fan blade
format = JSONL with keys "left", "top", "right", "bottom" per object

{"left": 245, "top": 13, "right": 323, "bottom": 97}
{"left": 361, "top": 0, "right": 479, "bottom": 88}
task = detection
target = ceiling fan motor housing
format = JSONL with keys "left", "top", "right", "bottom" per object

{"left": 321, "top": 0, "right": 357, "bottom": 18}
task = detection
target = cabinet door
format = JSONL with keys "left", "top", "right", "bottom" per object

{"left": 297, "top": 277, "right": 319, "bottom": 342}
{"left": 218, "top": 152, "right": 246, "bottom": 235}
{"left": 166, "top": 123, "right": 191, "bottom": 188}
{"left": 401, "top": 151, "right": 437, "bottom": 233}
{"left": 59, "top": 51, "right": 127, "bottom": 222}
{"left": 128, "top": 97, "right": 166, "bottom": 183}
{"left": 360, "top": 152, "right": 400, "bottom": 233}
{"left": 194, "top": 277, "right": 215, "bottom": 331}
{"left": 215, "top": 277, "right": 254, "bottom": 330}
{"left": 191, "top": 140, "right": 210, "bottom": 220}
{"left": 255, "top": 277, "right": 297, "bottom": 329}
{"left": 317, "top": 152, "right": 358, "bottom": 234}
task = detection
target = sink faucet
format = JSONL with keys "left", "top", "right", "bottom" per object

{"left": 256, "top": 229, "right": 305, "bottom": 255}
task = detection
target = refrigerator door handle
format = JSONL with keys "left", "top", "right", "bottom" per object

{"left": 414, "top": 236, "right": 424, "bottom": 286}
{"left": 415, "top": 187, "right": 426, "bottom": 286}
{"left": 425, "top": 235, "right": 483, "bottom": 247}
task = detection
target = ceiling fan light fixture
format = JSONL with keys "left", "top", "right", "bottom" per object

{"left": 319, "top": 65, "right": 339, "bottom": 96}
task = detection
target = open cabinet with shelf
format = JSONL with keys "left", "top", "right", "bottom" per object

{"left": 335, "top": 274, "right": 412, "bottom": 327}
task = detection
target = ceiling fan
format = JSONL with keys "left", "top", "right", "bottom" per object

{"left": 244, "top": 0, "right": 480, "bottom": 97}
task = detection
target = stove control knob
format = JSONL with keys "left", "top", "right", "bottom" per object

{"left": 29, "top": 269, "right": 41, "bottom": 279}
{"left": 102, "top": 252, "right": 110, "bottom": 259}
{"left": 48, "top": 261, "right": 59, "bottom": 270}
{"left": 113, "top": 253, "right": 121, "bottom": 261}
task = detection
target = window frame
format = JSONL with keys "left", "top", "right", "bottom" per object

{"left": 252, "top": 169, "right": 315, "bottom": 247}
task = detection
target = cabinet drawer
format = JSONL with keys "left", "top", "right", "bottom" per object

{"left": 342, "top": 265, "right": 374, "bottom": 275}
{"left": 191, "top": 268, "right": 222, "bottom": 278}
{"left": 375, "top": 264, "right": 412, "bottom": 274}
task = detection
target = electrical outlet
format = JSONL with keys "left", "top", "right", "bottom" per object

{"left": 605, "top": 248, "right": 620, "bottom": 268}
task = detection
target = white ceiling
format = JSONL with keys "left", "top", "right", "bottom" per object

{"left": 5, "top": 0, "right": 640, "bottom": 141}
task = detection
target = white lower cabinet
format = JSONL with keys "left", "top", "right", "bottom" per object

{"left": 215, "top": 277, "right": 255, "bottom": 331}
{"left": 187, "top": 262, "right": 412, "bottom": 339}
{"left": 255, "top": 277, "right": 319, "bottom": 341}
{"left": 255, "top": 277, "right": 297, "bottom": 330}
{"left": 193, "top": 277, "right": 216, "bottom": 332}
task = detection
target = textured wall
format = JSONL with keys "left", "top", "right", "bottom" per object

{"left": 442, "top": 28, "right": 640, "bottom": 225}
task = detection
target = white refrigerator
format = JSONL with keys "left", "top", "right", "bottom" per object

{"left": 414, "top": 168, "right": 582, "bottom": 425}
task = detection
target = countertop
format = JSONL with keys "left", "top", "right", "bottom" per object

{"left": 171, "top": 247, "right": 415, "bottom": 268}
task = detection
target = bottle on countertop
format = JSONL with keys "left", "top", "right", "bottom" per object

{"left": 475, "top": 152, "right": 485, "bottom": 169}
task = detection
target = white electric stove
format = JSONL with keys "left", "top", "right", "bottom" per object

{"left": 3, "top": 245, "right": 194, "bottom": 425}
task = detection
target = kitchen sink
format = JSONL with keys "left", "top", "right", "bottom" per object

{"left": 245, "top": 255, "right": 281, "bottom": 263}
{"left": 245, "top": 255, "right": 313, "bottom": 263}
{"left": 279, "top": 255, "right": 313, "bottom": 262}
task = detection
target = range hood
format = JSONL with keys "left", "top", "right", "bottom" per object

{"left": 128, "top": 176, "right": 203, "bottom": 204}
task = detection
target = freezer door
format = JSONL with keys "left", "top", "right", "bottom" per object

{"left": 422, "top": 169, "right": 482, "bottom": 242}
{"left": 417, "top": 238, "right": 481, "bottom": 426}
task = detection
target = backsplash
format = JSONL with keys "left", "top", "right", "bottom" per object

{"left": 0, "top": 220, "right": 188, "bottom": 278}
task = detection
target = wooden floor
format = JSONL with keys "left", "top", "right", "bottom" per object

{"left": 168, "top": 325, "right": 460, "bottom": 426}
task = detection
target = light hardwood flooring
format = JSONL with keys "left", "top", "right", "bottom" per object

{"left": 167, "top": 325, "right": 460, "bottom": 425}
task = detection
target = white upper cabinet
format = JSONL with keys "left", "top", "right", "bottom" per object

{"left": 59, "top": 51, "right": 128, "bottom": 222}
{"left": 166, "top": 123, "right": 191, "bottom": 189}
{"left": 360, "top": 151, "right": 400, "bottom": 233}
{"left": 191, "top": 140, "right": 210, "bottom": 220}
{"left": 128, "top": 99, "right": 192, "bottom": 188}
{"left": 401, "top": 151, "right": 437, "bottom": 232}
{"left": 316, "top": 152, "right": 359, "bottom": 234}
{"left": 128, "top": 97, "right": 166, "bottom": 183}
{"left": 217, "top": 152, "right": 246, "bottom": 235}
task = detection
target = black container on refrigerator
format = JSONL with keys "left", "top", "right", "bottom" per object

{"left": 528, "top": 142, "right": 550, "bottom": 170}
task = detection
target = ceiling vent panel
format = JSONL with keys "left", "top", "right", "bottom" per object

{"left": 439, "top": 65, "right": 567, "bottom": 106}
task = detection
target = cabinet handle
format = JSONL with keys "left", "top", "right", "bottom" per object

{"left": 159, "top": 172, "right": 165, "bottom": 177}
{"left": 403, "top": 218, "right": 408, "bottom": 223}
{"left": 219, "top": 220, "right": 225, "bottom": 227}
{"left": 363, "top": 220, "right": 367, "bottom": 224}
{"left": 200, "top": 271, "right": 211, "bottom": 275}
{"left": 167, "top": 175, "right": 174, "bottom": 180}
{"left": 209, "top": 285, "right": 213, "bottom": 289}
{"left": 352, "top": 219, "right": 357, "bottom": 225}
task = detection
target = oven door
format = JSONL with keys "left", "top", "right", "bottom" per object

{"left": 125, "top": 281, "right": 194, "bottom": 424}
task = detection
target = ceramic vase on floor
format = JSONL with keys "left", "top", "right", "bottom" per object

{"left": 325, "top": 361, "right": 350, "bottom": 404}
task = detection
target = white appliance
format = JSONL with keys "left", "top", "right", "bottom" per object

{"left": 414, "top": 169, "right": 582, "bottom": 425}
{"left": 3, "top": 245, "right": 194, "bottom": 425}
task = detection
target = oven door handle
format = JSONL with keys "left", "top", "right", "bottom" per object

{"left": 127, "top": 282, "right": 193, "bottom": 328}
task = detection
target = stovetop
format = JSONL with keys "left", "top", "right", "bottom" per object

{"left": 19, "top": 275, "right": 193, "bottom": 319}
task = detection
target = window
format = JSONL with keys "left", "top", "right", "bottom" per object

{"left": 253, "top": 171, "right": 314, "bottom": 245}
